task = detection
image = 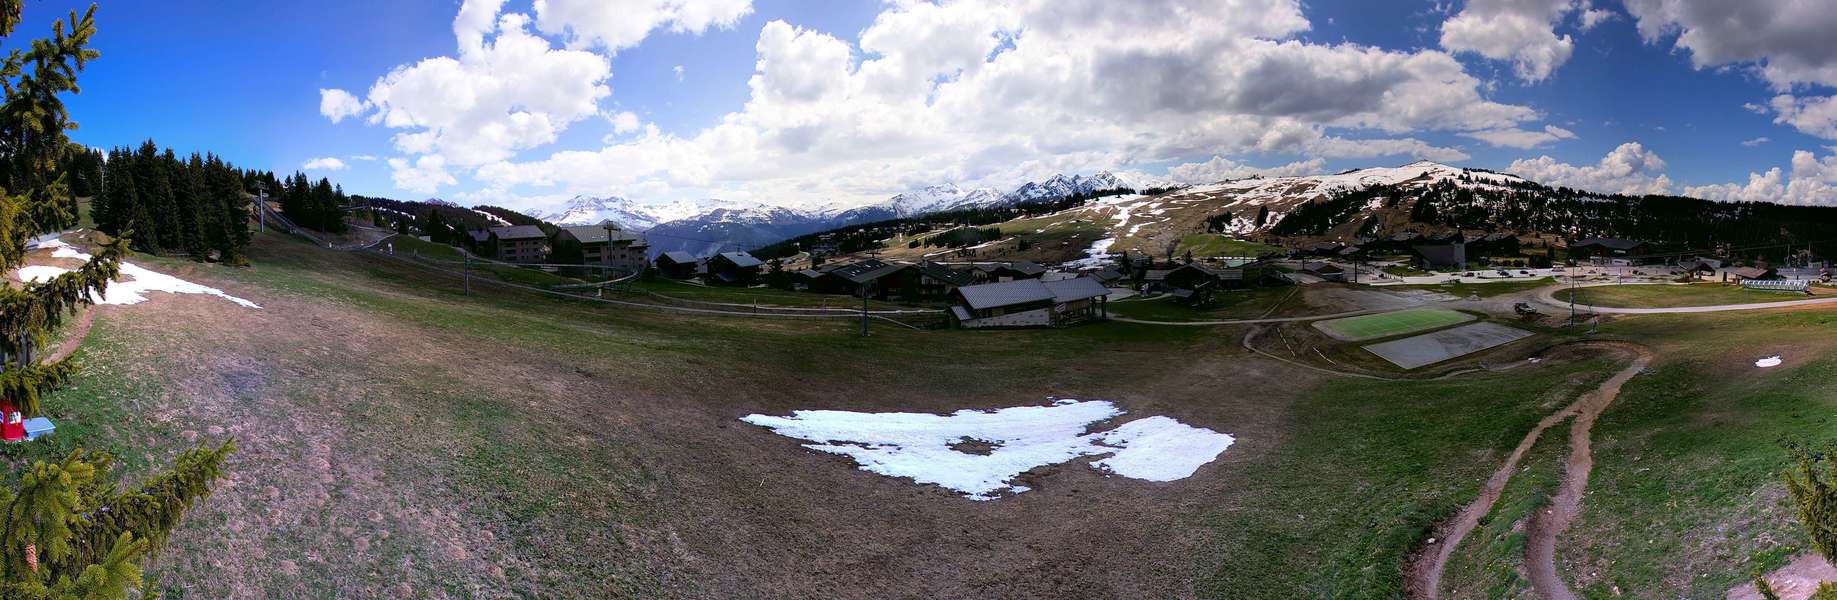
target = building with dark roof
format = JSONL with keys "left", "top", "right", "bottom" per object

{"left": 948, "top": 276, "right": 1109, "bottom": 328}
{"left": 488, "top": 225, "right": 550, "bottom": 263}
{"left": 1569, "top": 237, "right": 1650, "bottom": 262}
{"left": 654, "top": 251, "right": 700, "bottom": 279}
{"left": 560, "top": 223, "right": 649, "bottom": 274}
{"left": 1411, "top": 242, "right": 1468, "bottom": 271}
{"left": 707, "top": 251, "right": 766, "bottom": 285}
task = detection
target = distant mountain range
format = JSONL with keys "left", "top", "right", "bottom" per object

{"left": 531, "top": 171, "right": 1168, "bottom": 256}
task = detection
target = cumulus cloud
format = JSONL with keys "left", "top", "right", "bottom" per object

{"left": 1464, "top": 124, "right": 1577, "bottom": 148}
{"left": 1439, "top": 0, "right": 1580, "bottom": 82}
{"left": 302, "top": 157, "right": 347, "bottom": 171}
{"left": 321, "top": 0, "right": 746, "bottom": 193}
{"left": 1506, "top": 142, "right": 1673, "bottom": 195}
{"left": 327, "top": 0, "right": 1542, "bottom": 208}
{"left": 1686, "top": 149, "right": 1837, "bottom": 206}
{"left": 1577, "top": 1, "right": 1616, "bottom": 30}
{"left": 1306, "top": 137, "right": 1470, "bottom": 162}
{"left": 1768, "top": 94, "right": 1837, "bottom": 140}
{"left": 608, "top": 111, "right": 642, "bottom": 134}
{"left": 477, "top": 0, "right": 1529, "bottom": 205}
{"left": 319, "top": 89, "right": 367, "bottom": 123}
{"left": 1623, "top": 0, "right": 1837, "bottom": 89}
{"left": 389, "top": 155, "right": 458, "bottom": 193}
{"left": 1167, "top": 156, "right": 1325, "bottom": 183}
{"left": 532, "top": 0, "right": 752, "bottom": 51}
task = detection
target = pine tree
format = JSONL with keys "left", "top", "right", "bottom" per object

{"left": 0, "top": 5, "right": 233, "bottom": 598}
{"left": 1786, "top": 444, "right": 1837, "bottom": 562}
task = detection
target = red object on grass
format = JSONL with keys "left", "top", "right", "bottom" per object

{"left": 0, "top": 405, "right": 23, "bottom": 442}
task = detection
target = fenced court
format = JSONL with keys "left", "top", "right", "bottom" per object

{"left": 1741, "top": 279, "right": 1810, "bottom": 293}
{"left": 1362, "top": 322, "right": 1532, "bottom": 369}
{"left": 1312, "top": 307, "right": 1475, "bottom": 342}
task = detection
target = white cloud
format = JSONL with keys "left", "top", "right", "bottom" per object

{"left": 1768, "top": 94, "right": 1837, "bottom": 140}
{"left": 1623, "top": 0, "right": 1837, "bottom": 88}
{"left": 302, "top": 157, "right": 348, "bottom": 171}
{"left": 1686, "top": 149, "right": 1837, "bottom": 206}
{"left": 319, "top": 89, "right": 367, "bottom": 123}
{"left": 608, "top": 110, "right": 642, "bottom": 134}
{"left": 673, "top": 64, "right": 684, "bottom": 81}
{"left": 389, "top": 155, "right": 458, "bottom": 193}
{"left": 532, "top": 0, "right": 752, "bottom": 51}
{"left": 349, "top": 154, "right": 379, "bottom": 161}
{"left": 1464, "top": 124, "right": 1577, "bottom": 148}
{"left": 1167, "top": 156, "right": 1325, "bottom": 183}
{"left": 1306, "top": 137, "right": 1471, "bottom": 162}
{"left": 474, "top": 0, "right": 1528, "bottom": 207}
{"left": 1439, "top": 0, "right": 1579, "bottom": 82}
{"left": 1577, "top": 1, "right": 1615, "bottom": 30}
{"left": 1506, "top": 142, "right": 1673, "bottom": 195}
{"left": 330, "top": 0, "right": 1539, "bottom": 208}
{"left": 1741, "top": 136, "right": 1770, "bottom": 147}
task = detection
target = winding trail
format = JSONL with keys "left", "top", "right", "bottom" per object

{"left": 45, "top": 306, "right": 95, "bottom": 363}
{"left": 1525, "top": 345, "right": 1653, "bottom": 599}
{"left": 1404, "top": 342, "right": 1652, "bottom": 600}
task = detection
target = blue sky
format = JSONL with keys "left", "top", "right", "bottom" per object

{"left": 30, "top": 0, "right": 1837, "bottom": 210}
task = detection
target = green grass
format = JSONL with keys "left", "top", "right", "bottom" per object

{"left": 1381, "top": 264, "right": 1428, "bottom": 277}
{"left": 1313, "top": 308, "right": 1474, "bottom": 341}
{"left": 1394, "top": 276, "right": 1557, "bottom": 299}
{"left": 1552, "top": 310, "right": 1837, "bottom": 597}
{"left": 1200, "top": 356, "right": 1614, "bottom": 598}
{"left": 627, "top": 278, "right": 917, "bottom": 310}
{"left": 1177, "top": 234, "right": 1280, "bottom": 258}
{"left": 1570, "top": 283, "right": 1814, "bottom": 308}
{"left": 1106, "top": 286, "right": 1295, "bottom": 322}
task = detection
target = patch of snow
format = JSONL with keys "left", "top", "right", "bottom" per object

{"left": 1756, "top": 356, "right": 1782, "bottom": 368}
{"left": 741, "top": 399, "right": 1234, "bottom": 500}
{"left": 16, "top": 265, "right": 69, "bottom": 282}
{"left": 1065, "top": 237, "right": 1117, "bottom": 269}
{"left": 1090, "top": 416, "right": 1237, "bottom": 481}
{"left": 27, "top": 239, "right": 261, "bottom": 309}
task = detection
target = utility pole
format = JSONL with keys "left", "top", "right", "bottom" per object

{"left": 463, "top": 254, "right": 471, "bottom": 295}
{"left": 255, "top": 181, "right": 267, "bottom": 233}
{"left": 1568, "top": 261, "right": 1576, "bottom": 324}
{"left": 859, "top": 283, "right": 870, "bottom": 337}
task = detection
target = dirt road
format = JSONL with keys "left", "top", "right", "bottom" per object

{"left": 1525, "top": 346, "right": 1653, "bottom": 599}
{"left": 1406, "top": 343, "right": 1652, "bottom": 599}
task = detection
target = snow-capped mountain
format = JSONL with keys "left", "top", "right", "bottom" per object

{"left": 885, "top": 183, "right": 1008, "bottom": 216}
{"left": 538, "top": 195, "right": 667, "bottom": 230}
{"left": 643, "top": 205, "right": 836, "bottom": 257}
{"left": 1005, "top": 171, "right": 1149, "bottom": 204}
{"left": 537, "top": 196, "right": 771, "bottom": 231}
{"left": 529, "top": 170, "right": 1157, "bottom": 257}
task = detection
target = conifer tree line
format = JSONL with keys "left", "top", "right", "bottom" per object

{"left": 88, "top": 142, "right": 253, "bottom": 263}
{"left": 0, "top": 3, "right": 232, "bottom": 598}
{"left": 269, "top": 171, "right": 351, "bottom": 235}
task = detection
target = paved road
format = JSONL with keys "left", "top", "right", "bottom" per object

{"left": 1533, "top": 282, "right": 1837, "bottom": 314}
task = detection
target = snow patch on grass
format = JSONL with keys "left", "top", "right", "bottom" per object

{"left": 742, "top": 399, "right": 1234, "bottom": 500}
{"left": 26, "top": 238, "right": 261, "bottom": 309}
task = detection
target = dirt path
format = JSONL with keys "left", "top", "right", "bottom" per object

{"left": 1525, "top": 346, "right": 1652, "bottom": 599}
{"left": 1729, "top": 553, "right": 1837, "bottom": 600}
{"left": 1404, "top": 342, "right": 1651, "bottom": 599}
{"left": 44, "top": 306, "right": 93, "bottom": 363}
